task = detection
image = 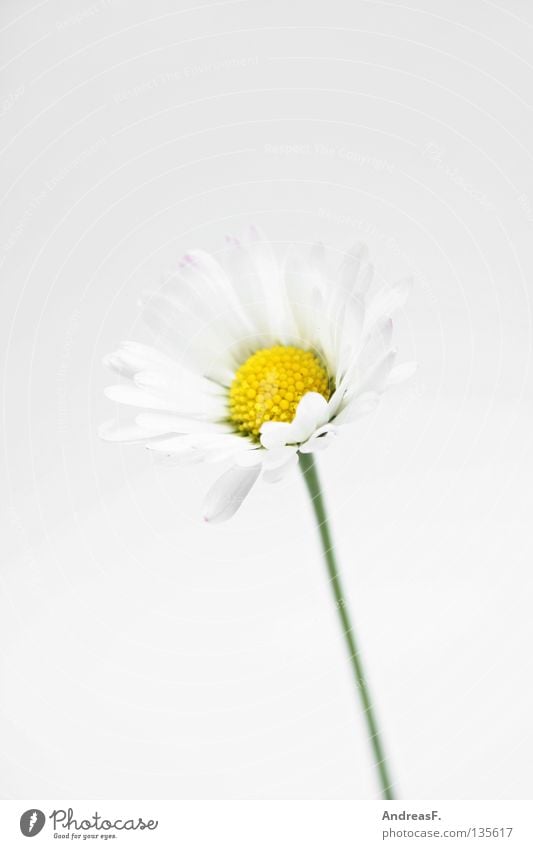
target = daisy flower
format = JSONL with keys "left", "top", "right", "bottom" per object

{"left": 101, "top": 228, "right": 415, "bottom": 523}
{"left": 101, "top": 227, "right": 416, "bottom": 800}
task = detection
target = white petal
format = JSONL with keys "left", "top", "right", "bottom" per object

{"left": 258, "top": 421, "right": 291, "bottom": 451}
{"left": 325, "top": 243, "right": 368, "bottom": 361}
{"left": 223, "top": 237, "right": 270, "bottom": 334}
{"left": 259, "top": 392, "right": 330, "bottom": 449}
{"left": 147, "top": 431, "right": 245, "bottom": 453}
{"left": 99, "top": 420, "right": 166, "bottom": 442}
{"left": 299, "top": 424, "right": 338, "bottom": 453}
{"left": 334, "top": 296, "right": 365, "bottom": 377}
{"left": 105, "top": 384, "right": 187, "bottom": 412}
{"left": 289, "top": 392, "right": 331, "bottom": 439}
{"left": 364, "top": 276, "right": 413, "bottom": 334}
{"left": 282, "top": 247, "right": 327, "bottom": 343}
{"left": 356, "top": 262, "right": 374, "bottom": 298}
{"left": 152, "top": 454, "right": 204, "bottom": 467}
{"left": 103, "top": 339, "right": 228, "bottom": 418}
{"left": 338, "top": 242, "right": 368, "bottom": 295}
{"left": 140, "top": 290, "right": 237, "bottom": 383}
{"left": 386, "top": 361, "right": 418, "bottom": 386}
{"left": 248, "top": 226, "right": 285, "bottom": 316}
{"left": 235, "top": 447, "right": 265, "bottom": 467}
{"left": 135, "top": 412, "right": 231, "bottom": 435}
{"left": 102, "top": 342, "right": 174, "bottom": 379}
{"left": 134, "top": 366, "right": 228, "bottom": 419}
{"left": 262, "top": 445, "right": 298, "bottom": 469}
{"left": 357, "top": 349, "right": 397, "bottom": 396}
{"left": 146, "top": 434, "right": 251, "bottom": 467}
{"left": 145, "top": 437, "right": 205, "bottom": 466}
{"left": 333, "top": 391, "right": 381, "bottom": 425}
{"left": 174, "top": 250, "right": 253, "bottom": 342}
{"left": 203, "top": 464, "right": 261, "bottom": 523}
{"left": 263, "top": 449, "right": 299, "bottom": 483}
{"left": 222, "top": 227, "right": 286, "bottom": 338}
{"left": 334, "top": 313, "right": 395, "bottom": 392}
{"left": 378, "top": 317, "right": 394, "bottom": 349}
{"left": 201, "top": 440, "right": 256, "bottom": 464}
{"left": 325, "top": 384, "right": 346, "bottom": 419}
{"left": 309, "top": 241, "right": 328, "bottom": 277}
{"left": 319, "top": 246, "right": 372, "bottom": 376}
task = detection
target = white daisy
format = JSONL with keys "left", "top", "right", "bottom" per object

{"left": 100, "top": 228, "right": 415, "bottom": 523}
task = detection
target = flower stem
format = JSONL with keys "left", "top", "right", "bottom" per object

{"left": 299, "top": 452, "right": 395, "bottom": 800}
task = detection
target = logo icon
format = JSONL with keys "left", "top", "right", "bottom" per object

{"left": 20, "top": 809, "right": 46, "bottom": 837}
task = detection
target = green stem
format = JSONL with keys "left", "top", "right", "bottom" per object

{"left": 299, "top": 452, "right": 395, "bottom": 800}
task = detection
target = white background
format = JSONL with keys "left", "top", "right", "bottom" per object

{"left": 1, "top": 0, "right": 532, "bottom": 800}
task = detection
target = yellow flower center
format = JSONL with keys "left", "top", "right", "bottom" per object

{"left": 228, "top": 345, "right": 332, "bottom": 439}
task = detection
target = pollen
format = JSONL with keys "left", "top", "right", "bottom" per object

{"left": 229, "top": 345, "right": 332, "bottom": 439}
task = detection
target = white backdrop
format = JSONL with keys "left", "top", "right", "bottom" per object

{"left": 1, "top": 0, "right": 532, "bottom": 799}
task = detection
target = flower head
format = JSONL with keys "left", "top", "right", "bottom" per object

{"left": 101, "top": 228, "right": 415, "bottom": 522}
